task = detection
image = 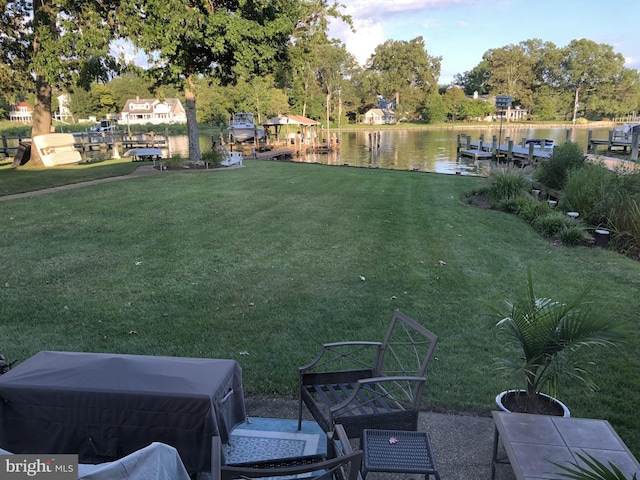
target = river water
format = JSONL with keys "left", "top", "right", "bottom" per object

{"left": 167, "top": 126, "right": 612, "bottom": 176}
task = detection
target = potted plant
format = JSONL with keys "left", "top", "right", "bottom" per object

{"left": 550, "top": 451, "right": 638, "bottom": 479}
{"left": 488, "top": 266, "right": 625, "bottom": 416}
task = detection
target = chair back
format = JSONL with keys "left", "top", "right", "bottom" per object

{"left": 373, "top": 310, "right": 438, "bottom": 406}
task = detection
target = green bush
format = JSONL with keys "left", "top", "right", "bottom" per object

{"left": 532, "top": 211, "right": 575, "bottom": 237}
{"left": 560, "top": 224, "right": 587, "bottom": 246}
{"left": 499, "top": 196, "right": 529, "bottom": 214}
{"left": 486, "top": 168, "right": 530, "bottom": 205}
{"left": 534, "top": 142, "right": 585, "bottom": 190}
{"left": 517, "top": 199, "right": 554, "bottom": 224}
{"left": 563, "top": 162, "right": 613, "bottom": 225}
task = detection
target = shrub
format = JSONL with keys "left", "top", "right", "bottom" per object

{"left": 559, "top": 224, "right": 587, "bottom": 246}
{"left": 486, "top": 168, "right": 530, "bottom": 204}
{"left": 532, "top": 212, "right": 574, "bottom": 237}
{"left": 563, "top": 162, "right": 613, "bottom": 225}
{"left": 499, "top": 196, "right": 529, "bottom": 214}
{"left": 534, "top": 142, "right": 585, "bottom": 190}
{"left": 517, "top": 199, "right": 554, "bottom": 224}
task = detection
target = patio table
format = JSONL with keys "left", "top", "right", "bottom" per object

{"left": 491, "top": 411, "right": 640, "bottom": 480}
{"left": 0, "top": 351, "right": 246, "bottom": 473}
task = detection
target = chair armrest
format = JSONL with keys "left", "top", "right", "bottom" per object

{"left": 299, "top": 341, "right": 382, "bottom": 374}
{"left": 329, "top": 375, "right": 428, "bottom": 413}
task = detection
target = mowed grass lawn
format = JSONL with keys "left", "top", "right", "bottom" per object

{"left": 1, "top": 159, "right": 639, "bottom": 454}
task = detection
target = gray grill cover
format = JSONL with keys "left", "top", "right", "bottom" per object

{"left": 0, "top": 351, "right": 246, "bottom": 473}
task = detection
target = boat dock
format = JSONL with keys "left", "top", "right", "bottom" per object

{"left": 457, "top": 134, "right": 556, "bottom": 164}
{"left": 72, "top": 132, "right": 167, "bottom": 153}
{"left": 587, "top": 126, "right": 640, "bottom": 161}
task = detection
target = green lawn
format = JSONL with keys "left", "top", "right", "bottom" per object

{"left": 1, "top": 160, "right": 639, "bottom": 455}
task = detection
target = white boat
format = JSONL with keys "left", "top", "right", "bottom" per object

{"left": 227, "top": 112, "right": 265, "bottom": 143}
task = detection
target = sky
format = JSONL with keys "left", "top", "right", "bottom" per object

{"left": 327, "top": 0, "right": 640, "bottom": 85}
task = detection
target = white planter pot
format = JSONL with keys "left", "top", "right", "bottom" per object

{"left": 495, "top": 389, "right": 570, "bottom": 417}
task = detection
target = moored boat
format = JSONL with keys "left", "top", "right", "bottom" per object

{"left": 227, "top": 112, "right": 265, "bottom": 143}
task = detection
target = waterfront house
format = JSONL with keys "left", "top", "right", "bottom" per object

{"left": 119, "top": 97, "right": 187, "bottom": 126}
{"left": 9, "top": 102, "right": 33, "bottom": 123}
{"left": 364, "top": 108, "right": 395, "bottom": 125}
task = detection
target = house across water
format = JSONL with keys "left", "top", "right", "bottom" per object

{"left": 119, "top": 97, "right": 187, "bottom": 126}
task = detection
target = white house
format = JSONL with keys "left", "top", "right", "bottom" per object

{"left": 9, "top": 102, "right": 33, "bottom": 123}
{"left": 119, "top": 97, "right": 187, "bottom": 126}
{"left": 466, "top": 91, "right": 528, "bottom": 122}
{"left": 363, "top": 108, "right": 395, "bottom": 125}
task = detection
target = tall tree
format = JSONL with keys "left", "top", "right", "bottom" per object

{"left": 1, "top": 0, "right": 121, "bottom": 165}
{"left": 283, "top": 0, "right": 352, "bottom": 119}
{"left": 483, "top": 43, "right": 534, "bottom": 106}
{"left": 453, "top": 61, "right": 490, "bottom": 95}
{"left": 556, "top": 39, "right": 629, "bottom": 122}
{"left": 120, "top": 0, "right": 298, "bottom": 163}
{"left": 366, "top": 37, "right": 441, "bottom": 116}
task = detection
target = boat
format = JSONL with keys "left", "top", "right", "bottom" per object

{"left": 227, "top": 112, "right": 265, "bottom": 143}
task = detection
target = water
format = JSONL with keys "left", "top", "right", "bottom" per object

{"left": 167, "top": 126, "right": 611, "bottom": 176}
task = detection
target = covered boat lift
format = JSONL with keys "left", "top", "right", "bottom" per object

{"left": 261, "top": 114, "right": 320, "bottom": 146}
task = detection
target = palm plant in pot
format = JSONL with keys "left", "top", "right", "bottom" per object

{"left": 489, "top": 266, "right": 625, "bottom": 416}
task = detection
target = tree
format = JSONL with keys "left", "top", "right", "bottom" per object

{"left": 119, "top": 0, "right": 298, "bottom": 163}
{"left": 283, "top": 0, "right": 353, "bottom": 119}
{"left": 556, "top": 39, "right": 627, "bottom": 123}
{"left": 1, "top": 0, "right": 121, "bottom": 165}
{"left": 366, "top": 37, "right": 441, "bottom": 116}
{"left": 483, "top": 43, "right": 534, "bottom": 105}
{"left": 453, "top": 61, "right": 490, "bottom": 95}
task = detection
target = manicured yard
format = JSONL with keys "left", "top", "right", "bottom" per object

{"left": 1, "top": 159, "right": 639, "bottom": 455}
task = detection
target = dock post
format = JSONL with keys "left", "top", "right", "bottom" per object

{"left": 0, "top": 135, "right": 7, "bottom": 157}
{"left": 466, "top": 136, "right": 471, "bottom": 150}
{"left": 565, "top": 129, "right": 571, "bottom": 143}
{"left": 528, "top": 142, "right": 535, "bottom": 164}
{"left": 479, "top": 134, "right": 484, "bottom": 152}
{"left": 456, "top": 134, "right": 462, "bottom": 153}
{"left": 508, "top": 139, "right": 514, "bottom": 161}
{"left": 520, "top": 138, "right": 527, "bottom": 148}
{"left": 587, "top": 130, "right": 594, "bottom": 151}
{"left": 607, "top": 130, "right": 614, "bottom": 152}
{"left": 631, "top": 130, "right": 639, "bottom": 162}
{"left": 492, "top": 135, "right": 497, "bottom": 158}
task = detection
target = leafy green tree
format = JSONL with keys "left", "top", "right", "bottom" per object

{"left": 442, "top": 86, "right": 467, "bottom": 121}
{"left": 453, "top": 61, "right": 490, "bottom": 95}
{"left": 555, "top": 39, "right": 627, "bottom": 123}
{"left": 366, "top": 37, "right": 441, "bottom": 116}
{"left": 283, "top": 0, "right": 352, "bottom": 120}
{"left": 107, "top": 72, "right": 154, "bottom": 112}
{"left": 1, "top": 0, "right": 121, "bottom": 165}
{"left": 120, "top": 0, "right": 298, "bottom": 162}
{"left": 419, "top": 91, "right": 446, "bottom": 123}
{"left": 483, "top": 43, "right": 534, "bottom": 107}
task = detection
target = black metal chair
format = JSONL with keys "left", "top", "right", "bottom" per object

{"left": 211, "top": 424, "right": 362, "bottom": 480}
{"left": 298, "top": 310, "right": 438, "bottom": 438}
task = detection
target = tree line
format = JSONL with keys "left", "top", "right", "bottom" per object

{"left": 1, "top": 1, "right": 639, "bottom": 166}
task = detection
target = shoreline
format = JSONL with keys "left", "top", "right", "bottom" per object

{"left": 335, "top": 120, "right": 616, "bottom": 132}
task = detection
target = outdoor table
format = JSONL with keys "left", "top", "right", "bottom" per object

{"left": 491, "top": 411, "right": 640, "bottom": 480}
{"left": 359, "top": 429, "right": 440, "bottom": 480}
{"left": 0, "top": 351, "right": 246, "bottom": 473}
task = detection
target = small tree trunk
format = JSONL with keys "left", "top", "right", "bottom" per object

{"left": 184, "top": 75, "right": 201, "bottom": 163}
{"left": 571, "top": 87, "right": 580, "bottom": 125}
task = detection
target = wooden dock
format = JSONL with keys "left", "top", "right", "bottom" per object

{"left": 587, "top": 128, "right": 639, "bottom": 161}
{"left": 253, "top": 148, "right": 294, "bottom": 160}
{"left": 457, "top": 134, "right": 554, "bottom": 164}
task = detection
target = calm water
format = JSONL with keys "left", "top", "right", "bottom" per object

{"left": 168, "top": 126, "right": 611, "bottom": 176}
